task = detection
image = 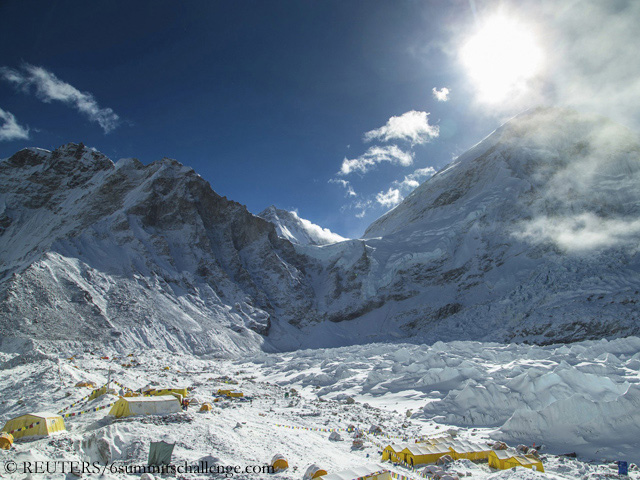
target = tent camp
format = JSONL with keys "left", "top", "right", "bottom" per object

{"left": 318, "top": 464, "right": 391, "bottom": 480}
{"left": 488, "top": 450, "right": 544, "bottom": 472}
{"left": 401, "top": 444, "right": 451, "bottom": 466}
{"left": 447, "top": 440, "right": 492, "bottom": 461}
{"left": 109, "top": 396, "right": 181, "bottom": 418}
{"left": 1, "top": 412, "right": 66, "bottom": 440}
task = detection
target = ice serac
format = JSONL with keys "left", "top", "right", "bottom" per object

{"left": 258, "top": 206, "right": 347, "bottom": 246}
{"left": 0, "top": 143, "right": 318, "bottom": 355}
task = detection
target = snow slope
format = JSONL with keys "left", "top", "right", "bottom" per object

{"left": 258, "top": 206, "right": 347, "bottom": 246}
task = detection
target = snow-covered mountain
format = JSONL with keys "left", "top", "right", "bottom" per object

{"left": 1, "top": 108, "right": 639, "bottom": 354}
{"left": 0, "top": 144, "right": 319, "bottom": 355}
{"left": 258, "top": 206, "right": 347, "bottom": 246}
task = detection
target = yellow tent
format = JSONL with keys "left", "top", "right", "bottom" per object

{"left": 303, "top": 464, "right": 328, "bottom": 479}
{"left": 144, "top": 387, "right": 188, "bottom": 398}
{"left": 0, "top": 433, "right": 13, "bottom": 449}
{"left": 1, "top": 412, "right": 66, "bottom": 440}
{"left": 488, "top": 450, "right": 544, "bottom": 472}
{"left": 381, "top": 443, "right": 410, "bottom": 462}
{"left": 318, "top": 463, "right": 391, "bottom": 480}
{"left": 271, "top": 454, "right": 288, "bottom": 472}
{"left": 217, "top": 389, "right": 243, "bottom": 398}
{"left": 447, "top": 440, "right": 491, "bottom": 461}
{"left": 199, "top": 403, "right": 213, "bottom": 412}
{"left": 109, "top": 395, "right": 181, "bottom": 418}
{"left": 75, "top": 381, "right": 96, "bottom": 388}
{"left": 88, "top": 386, "right": 109, "bottom": 401}
{"left": 401, "top": 444, "right": 451, "bottom": 466}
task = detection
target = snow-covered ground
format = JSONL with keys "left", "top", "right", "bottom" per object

{"left": 1, "top": 337, "right": 639, "bottom": 479}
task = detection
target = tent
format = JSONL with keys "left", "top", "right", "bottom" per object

{"left": 270, "top": 454, "right": 288, "bottom": 472}
{"left": 109, "top": 395, "right": 181, "bottom": 418}
{"left": 318, "top": 463, "right": 391, "bottom": 480}
{"left": 303, "top": 464, "right": 328, "bottom": 479}
{"left": 148, "top": 441, "right": 175, "bottom": 466}
{"left": 488, "top": 450, "right": 544, "bottom": 472}
{"left": 1, "top": 412, "right": 66, "bottom": 440}
{"left": 217, "top": 389, "right": 242, "bottom": 398}
{"left": 88, "top": 386, "right": 116, "bottom": 401}
{"left": 447, "top": 440, "right": 492, "bottom": 461}
{"left": 199, "top": 403, "right": 213, "bottom": 412}
{"left": 144, "top": 387, "right": 188, "bottom": 398}
{"left": 0, "top": 433, "right": 13, "bottom": 449}
{"left": 401, "top": 444, "right": 451, "bottom": 466}
{"left": 75, "top": 381, "right": 96, "bottom": 388}
{"left": 381, "top": 443, "right": 410, "bottom": 462}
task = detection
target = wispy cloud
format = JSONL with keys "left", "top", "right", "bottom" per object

{"left": 0, "top": 108, "right": 29, "bottom": 142}
{"left": 376, "top": 187, "right": 403, "bottom": 208}
{"left": 339, "top": 145, "right": 414, "bottom": 175}
{"left": 516, "top": 214, "right": 640, "bottom": 252}
{"left": 329, "top": 178, "right": 357, "bottom": 197}
{"left": 374, "top": 166, "right": 437, "bottom": 209}
{"left": 364, "top": 110, "right": 439, "bottom": 145}
{"left": 1, "top": 64, "right": 120, "bottom": 133}
{"left": 396, "top": 166, "right": 436, "bottom": 190}
{"left": 432, "top": 87, "right": 450, "bottom": 102}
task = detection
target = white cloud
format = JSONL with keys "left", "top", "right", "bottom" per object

{"left": 376, "top": 187, "right": 403, "bottom": 208}
{"left": 288, "top": 210, "right": 348, "bottom": 244}
{"left": 515, "top": 213, "right": 640, "bottom": 252}
{"left": 432, "top": 87, "right": 450, "bottom": 102}
{"left": 340, "top": 145, "right": 414, "bottom": 175}
{"left": 1, "top": 64, "right": 120, "bottom": 133}
{"left": 396, "top": 166, "right": 437, "bottom": 191}
{"left": 329, "top": 178, "right": 357, "bottom": 197}
{"left": 0, "top": 108, "right": 29, "bottom": 141}
{"left": 364, "top": 110, "right": 439, "bottom": 145}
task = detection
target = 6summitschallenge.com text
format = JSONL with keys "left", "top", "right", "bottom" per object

{"left": 2, "top": 459, "right": 275, "bottom": 476}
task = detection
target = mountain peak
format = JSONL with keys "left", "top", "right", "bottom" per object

{"left": 258, "top": 206, "right": 347, "bottom": 245}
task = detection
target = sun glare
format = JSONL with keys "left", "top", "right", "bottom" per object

{"left": 461, "top": 15, "right": 543, "bottom": 103}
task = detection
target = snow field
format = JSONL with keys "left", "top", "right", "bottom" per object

{"left": 0, "top": 337, "right": 639, "bottom": 479}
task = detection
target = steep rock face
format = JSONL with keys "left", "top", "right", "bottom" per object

{"left": 0, "top": 144, "right": 318, "bottom": 355}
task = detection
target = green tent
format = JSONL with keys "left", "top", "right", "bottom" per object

{"left": 148, "top": 441, "right": 175, "bottom": 466}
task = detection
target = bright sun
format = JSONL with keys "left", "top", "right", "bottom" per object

{"left": 461, "top": 15, "right": 543, "bottom": 103}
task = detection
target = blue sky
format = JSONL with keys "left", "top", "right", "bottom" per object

{"left": 1, "top": 1, "right": 639, "bottom": 238}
